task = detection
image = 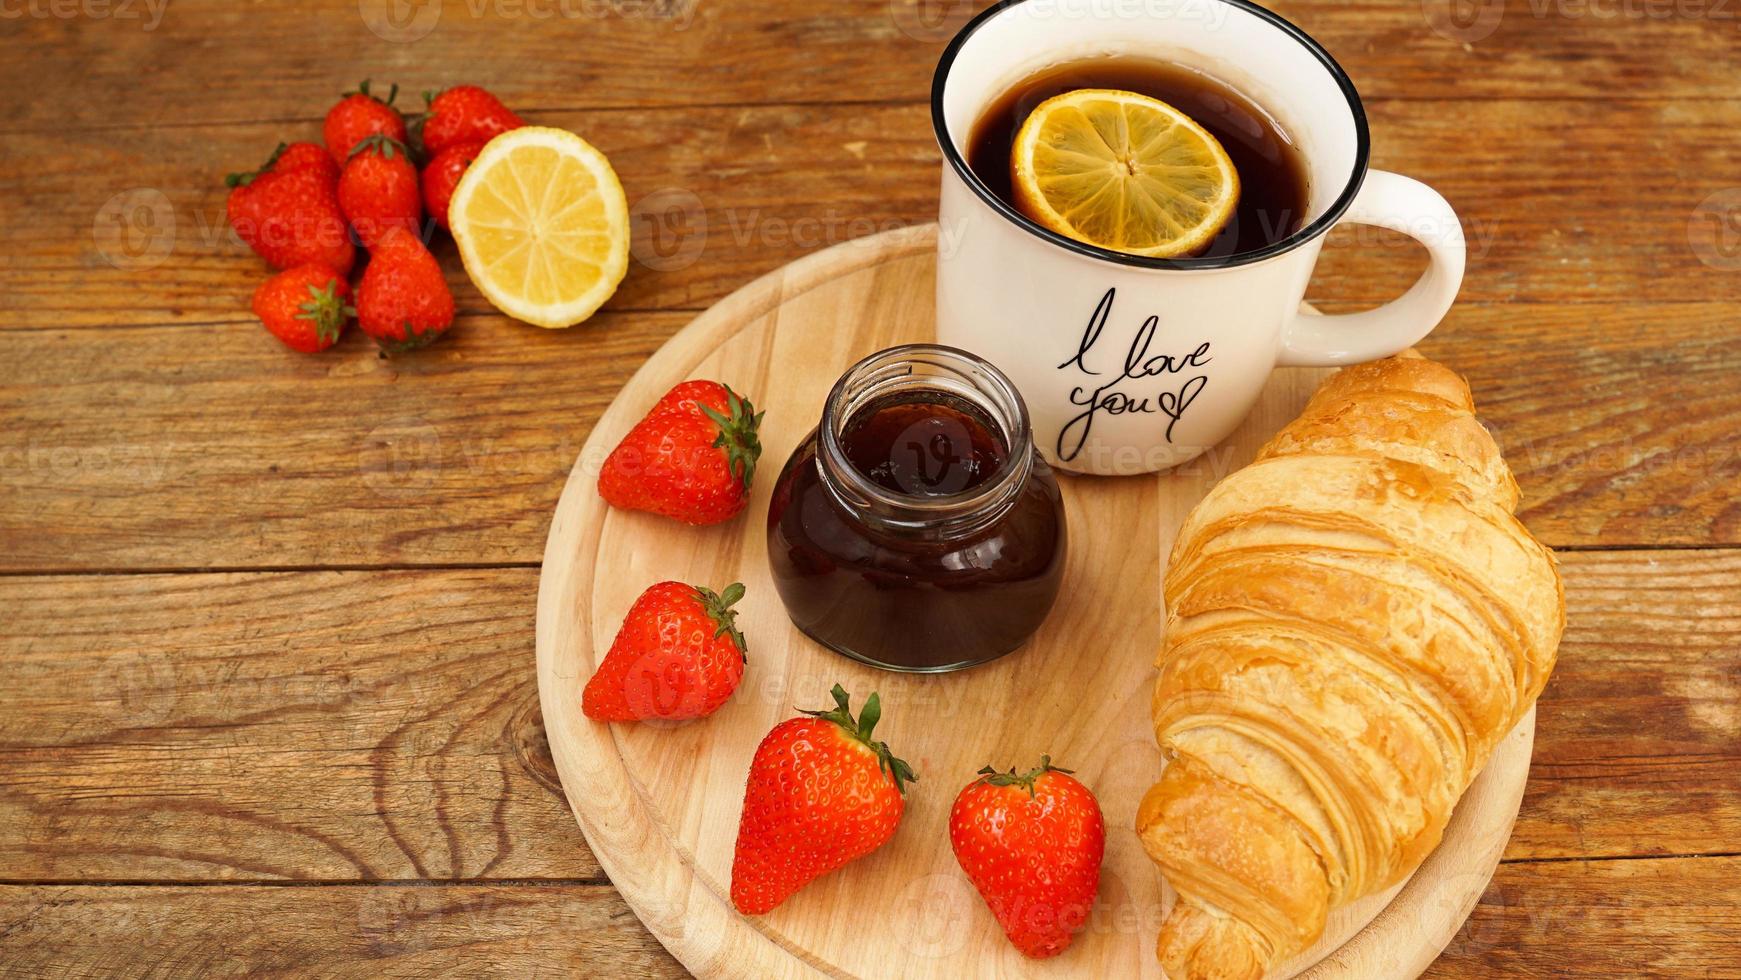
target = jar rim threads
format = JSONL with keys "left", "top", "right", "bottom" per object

{"left": 816, "top": 344, "right": 1034, "bottom": 536}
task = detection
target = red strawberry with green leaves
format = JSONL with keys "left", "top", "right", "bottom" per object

{"left": 949, "top": 757, "right": 1105, "bottom": 958}
{"left": 225, "top": 166, "right": 355, "bottom": 274}
{"left": 323, "top": 79, "right": 408, "bottom": 164}
{"left": 598, "top": 381, "right": 763, "bottom": 525}
{"left": 338, "top": 134, "right": 422, "bottom": 248}
{"left": 582, "top": 581, "right": 748, "bottom": 722}
{"left": 420, "top": 140, "right": 487, "bottom": 231}
{"left": 419, "top": 85, "right": 523, "bottom": 157}
{"left": 226, "top": 141, "right": 340, "bottom": 189}
{"left": 250, "top": 264, "right": 353, "bottom": 353}
{"left": 356, "top": 225, "right": 454, "bottom": 353}
{"left": 731, "top": 685, "right": 916, "bottom": 915}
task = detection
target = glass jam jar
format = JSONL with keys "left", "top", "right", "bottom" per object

{"left": 766, "top": 345, "right": 1067, "bottom": 672}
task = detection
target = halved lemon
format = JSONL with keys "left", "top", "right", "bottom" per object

{"left": 1011, "top": 89, "right": 1240, "bottom": 258}
{"left": 449, "top": 127, "right": 630, "bottom": 328}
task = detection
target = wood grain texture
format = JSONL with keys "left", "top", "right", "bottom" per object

{"left": 2, "top": 854, "right": 1737, "bottom": 978}
{"left": 0, "top": 312, "right": 675, "bottom": 572}
{"left": 6, "top": 99, "right": 1740, "bottom": 331}
{"left": 0, "top": 569, "right": 593, "bottom": 882}
{"left": 1511, "top": 550, "right": 1741, "bottom": 862}
{"left": 1, "top": 0, "right": 1733, "bottom": 135}
{"left": 0, "top": 883, "right": 686, "bottom": 978}
{"left": 1427, "top": 856, "right": 1741, "bottom": 978}
{"left": 3, "top": 550, "right": 1734, "bottom": 888}
{"left": 3, "top": 297, "right": 1737, "bottom": 574}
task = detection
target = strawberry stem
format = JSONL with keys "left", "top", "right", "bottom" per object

{"left": 293, "top": 277, "right": 352, "bottom": 345}
{"left": 347, "top": 79, "right": 399, "bottom": 106}
{"left": 802, "top": 685, "right": 918, "bottom": 795}
{"left": 694, "top": 582, "right": 748, "bottom": 661}
{"left": 976, "top": 756, "right": 1074, "bottom": 799}
{"left": 698, "top": 383, "right": 764, "bottom": 495}
{"left": 349, "top": 133, "right": 410, "bottom": 160}
{"left": 225, "top": 142, "right": 290, "bottom": 188}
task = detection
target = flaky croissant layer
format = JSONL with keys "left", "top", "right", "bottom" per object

{"left": 1139, "top": 354, "right": 1564, "bottom": 979}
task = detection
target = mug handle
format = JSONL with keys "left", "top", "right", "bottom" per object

{"left": 1278, "top": 170, "right": 1466, "bottom": 367}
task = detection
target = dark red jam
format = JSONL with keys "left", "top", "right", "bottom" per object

{"left": 767, "top": 346, "right": 1067, "bottom": 672}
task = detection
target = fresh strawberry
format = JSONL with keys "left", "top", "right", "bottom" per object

{"left": 355, "top": 225, "right": 454, "bottom": 353}
{"left": 582, "top": 581, "right": 747, "bottom": 722}
{"left": 251, "top": 264, "right": 353, "bottom": 353}
{"left": 949, "top": 757, "right": 1105, "bottom": 958}
{"left": 598, "top": 381, "right": 763, "bottom": 525}
{"left": 338, "top": 134, "right": 422, "bottom": 248}
{"left": 731, "top": 685, "right": 916, "bottom": 915}
{"left": 226, "top": 166, "right": 355, "bottom": 274}
{"left": 419, "top": 85, "right": 522, "bottom": 157}
{"left": 269, "top": 141, "right": 343, "bottom": 182}
{"left": 323, "top": 79, "right": 408, "bottom": 164}
{"left": 419, "top": 140, "right": 486, "bottom": 231}
{"left": 226, "top": 141, "right": 340, "bottom": 189}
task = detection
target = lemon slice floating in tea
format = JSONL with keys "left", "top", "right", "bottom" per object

{"left": 1011, "top": 89, "right": 1240, "bottom": 258}
{"left": 449, "top": 127, "right": 630, "bottom": 329}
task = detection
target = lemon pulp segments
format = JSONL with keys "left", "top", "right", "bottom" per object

{"left": 1011, "top": 89, "right": 1240, "bottom": 258}
{"left": 449, "top": 127, "right": 630, "bottom": 328}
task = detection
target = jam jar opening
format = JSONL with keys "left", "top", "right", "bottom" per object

{"left": 767, "top": 344, "right": 1068, "bottom": 674}
{"left": 817, "top": 345, "right": 1035, "bottom": 538}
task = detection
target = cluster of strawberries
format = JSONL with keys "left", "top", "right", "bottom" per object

{"left": 224, "top": 81, "right": 523, "bottom": 354}
{"left": 582, "top": 378, "right": 1108, "bottom": 958}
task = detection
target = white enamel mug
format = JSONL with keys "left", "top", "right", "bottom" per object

{"left": 932, "top": 0, "right": 1466, "bottom": 475}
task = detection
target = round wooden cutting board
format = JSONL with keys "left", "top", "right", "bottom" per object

{"left": 535, "top": 225, "right": 1534, "bottom": 980}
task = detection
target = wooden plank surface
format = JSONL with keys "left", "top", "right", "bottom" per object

{"left": 2, "top": 0, "right": 1735, "bottom": 136}
{"left": 4, "top": 0, "right": 1736, "bottom": 974}
{"left": 0, "top": 569, "right": 594, "bottom": 883}
{"left": 7, "top": 99, "right": 1740, "bottom": 331}
{"left": 0, "top": 883, "right": 685, "bottom": 977}
{"left": 3, "top": 299, "right": 1737, "bottom": 575}
{"left": 4, "top": 551, "right": 1734, "bottom": 884}
{"left": 3, "top": 853, "right": 1739, "bottom": 978}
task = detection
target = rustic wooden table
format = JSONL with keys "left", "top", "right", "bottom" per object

{"left": 2, "top": 1, "right": 1738, "bottom": 976}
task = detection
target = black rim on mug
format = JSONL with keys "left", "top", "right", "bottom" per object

{"left": 930, "top": 0, "right": 1373, "bottom": 271}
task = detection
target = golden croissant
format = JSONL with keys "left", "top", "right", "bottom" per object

{"left": 1137, "top": 353, "right": 1564, "bottom": 979}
